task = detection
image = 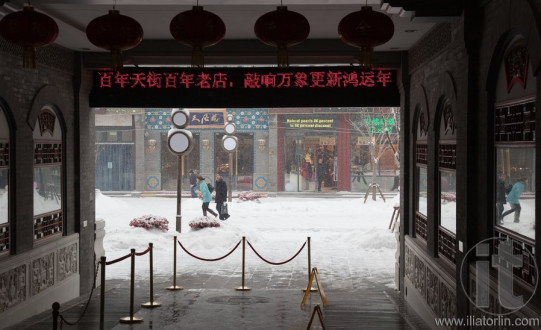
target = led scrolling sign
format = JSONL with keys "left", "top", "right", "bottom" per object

{"left": 90, "top": 66, "right": 399, "bottom": 108}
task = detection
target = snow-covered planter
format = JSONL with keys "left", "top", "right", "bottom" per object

{"left": 189, "top": 216, "right": 221, "bottom": 230}
{"left": 238, "top": 191, "right": 262, "bottom": 202}
{"left": 129, "top": 214, "right": 169, "bottom": 231}
{"left": 441, "top": 192, "right": 456, "bottom": 203}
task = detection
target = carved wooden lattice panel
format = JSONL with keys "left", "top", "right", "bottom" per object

{"left": 34, "top": 142, "right": 62, "bottom": 165}
{"left": 415, "top": 213, "right": 428, "bottom": 240}
{"left": 438, "top": 227, "right": 457, "bottom": 264}
{"left": 34, "top": 212, "right": 63, "bottom": 240}
{"left": 495, "top": 101, "right": 535, "bottom": 142}
{"left": 0, "top": 140, "right": 8, "bottom": 167}
{"left": 438, "top": 144, "right": 456, "bottom": 169}
{"left": 416, "top": 143, "right": 428, "bottom": 165}
{"left": 494, "top": 229, "right": 537, "bottom": 287}
{"left": 405, "top": 245, "right": 414, "bottom": 282}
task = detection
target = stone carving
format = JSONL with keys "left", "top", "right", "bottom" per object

{"left": 504, "top": 43, "right": 528, "bottom": 92}
{"left": 426, "top": 267, "right": 439, "bottom": 315}
{"left": 0, "top": 265, "right": 27, "bottom": 313}
{"left": 38, "top": 110, "right": 56, "bottom": 137}
{"left": 414, "top": 256, "right": 426, "bottom": 297}
{"left": 440, "top": 282, "right": 457, "bottom": 319}
{"left": 405, "top": 246, "right": 414, "bottom": 281}
{"left": 443, "top": 105, "right": 455, "bottom": 136}
{"left": 31, "top": 253, "right": 54, "bottom": 296}
{"left": 58, "top": 243, "right": 78, "bottom": 282}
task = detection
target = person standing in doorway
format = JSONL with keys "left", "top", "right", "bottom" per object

{"left": 198, "top": 175, "right": 218, "bottom": 218}
{"left": 189, "top": 170, "right": 198, "bottom": 198}
{"left": 215, "top": 173, "right": 230, "bottom": 220}
{"left": 501, "top": 177, "right": 526, "bottom": 223}
{"left": 316, "top": 157, "right": 326, "bottom": 191}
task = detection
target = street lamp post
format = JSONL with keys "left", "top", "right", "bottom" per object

{"left": 223, "top": 114, "right": 237, "bottom": 203}
{"left": 167, "top": 109, "right": 193, "bottom": 233}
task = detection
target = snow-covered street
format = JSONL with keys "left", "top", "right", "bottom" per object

{"left": 96, "top": 192, "right": 400, "bottom": 290}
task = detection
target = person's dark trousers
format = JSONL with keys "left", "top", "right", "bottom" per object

{"left": 216, "top": 202, "right": 224, "bottom": 220}
{"left": 317, "top": 177, "right": 323, "bottom": 191}
{"left": 190, "top": 185, "right": 197, "bottom": 198}
{"left": 501, "top": 203, "right": 521, "bottom": 222}
{"left": 496, "top": 202, "right": 504, "bottom": 223}
{"left": 202, "top": 202, "right": 217, "bottom": 217}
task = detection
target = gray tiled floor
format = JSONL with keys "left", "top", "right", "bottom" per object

{"left": 12, "top": 269, "right": 429, "bottom": 330}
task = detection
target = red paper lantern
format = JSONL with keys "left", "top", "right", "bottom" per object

{"left": 170, "top": 6, "right": 226, "bottom": 68}
{"left": 338, "top": 6, "right": 394, "bottom": 70}
{"left": 0, "top": 6, "right": 58, "bottom": 68}
{"left": 254, "top": 6, "right": 310, "bottom": 67}
{"left": 86, "top": 10, "right": 143, "bottom": 71}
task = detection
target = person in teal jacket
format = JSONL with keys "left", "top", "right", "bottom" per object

{"left": 198, "top": 176, "right": 218, "bottom": 217}
{"left": 501, "top": 177, "right": 526, "bottom": 223}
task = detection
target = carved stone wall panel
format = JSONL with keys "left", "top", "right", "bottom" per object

{"left": 440, "top": 282, "right": 457, "bottom": 319}
{"left": 0, "top": 265, "right": 27, "bottom": 313}
{"left": 414, "top": 255, "right": 426, "bottom": 298}
{"left": 426, "top": 267, "right": 439, "bottom": 315}
{"left": 405, "top": 245, "right": 414, "bottom": 281}
{"left": 58, "top": 243, "right": 78, "bottom": 282}
{"left": 31, "top": 253, "right": 54, "bottom": 296}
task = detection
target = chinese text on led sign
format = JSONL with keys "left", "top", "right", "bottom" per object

{"left": 97, "top": 69, "right": 393, "bottom": 90}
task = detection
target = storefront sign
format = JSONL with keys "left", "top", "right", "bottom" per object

{"left": 145, "top": 109, "right": 226, "bottom": 129}
{"left": 90, "top": 66, "right": 399, "bottom": 108}
{"left": 285, "top": 115, "right": 338, "bottom": 129}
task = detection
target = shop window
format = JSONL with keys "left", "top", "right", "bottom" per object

{"left": 33, "top": 108, "right": 63, "bottom": 241}
{"left": 417, "top": 166, "right": 428, "bottom": 216}
{"left": 215, "top": 132, "right": 253, "bottom": 190}
{"left": 0, "top": 108, "right": 10, "bottom": 253}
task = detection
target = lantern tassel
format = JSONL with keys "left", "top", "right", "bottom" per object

{"left": 192, "top": 44, "right": 204, "bottom": 68}
{"left": 23, "top": 47, "right": 37, "bottom": 69}
{"left": 277, "top": 44, "right": 288, "bottom": 67}
{"left": 359, "top": 46, "right": 373, "bottom": 71}
{"left": 111, "top": 49, "right": 123, "bottom": 71}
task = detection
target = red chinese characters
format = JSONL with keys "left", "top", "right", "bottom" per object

{"left": 97, "top": 69, "right": 393, "bottom": 90}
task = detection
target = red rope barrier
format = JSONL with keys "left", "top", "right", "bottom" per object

{"left": 105, "top": 252, "right": 132, "bottom": 265}
{"left": 135, "top": 246, "right": 151, "bottom": 256}
{"left": 178, "top": 239, "right": 241, "bottom": 262}
{"left": 247, "top": 240, "right": 307, "bottom": 265}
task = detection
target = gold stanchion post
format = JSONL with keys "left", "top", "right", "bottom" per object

{"left": 100, "top": 256, "right": 106, "bottom": 330}
{"left": 167, "top": 236, "right": 183, "bottom": 290}
{"left": 303, "top": 237, "right": 317, "bottom": 292}
{"left": 235, "top": 236, "right": 251, "bottom": 291}
{"left": 142, "top": 243, "right": 161, "bottom": 307}
{"left": 119, "top": 249, "right": 144, "bottom": 323}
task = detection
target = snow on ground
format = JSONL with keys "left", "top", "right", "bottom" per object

{"left": 96, "top": 192, "right": 401, "bottom": 288}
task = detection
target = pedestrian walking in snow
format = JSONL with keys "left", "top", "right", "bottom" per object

{"left": 215, "top": 173, "right": 230, "bottom": 220}
{"left": 198, "top": 175, "right": 218, "bottom": 218}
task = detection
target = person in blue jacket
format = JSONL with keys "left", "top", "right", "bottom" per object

{"left": 501, "top": 177, "right": 527, "bottom": 223}
{"left": 197, "top": 175, "right": 218, "bottom": 218}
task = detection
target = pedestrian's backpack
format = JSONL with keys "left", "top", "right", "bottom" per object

{"left": 207, "top": 182, "right": 214, "bottom": 193}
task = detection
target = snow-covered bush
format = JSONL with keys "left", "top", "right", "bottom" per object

{"left": 129, "top": 214, "right": 169, "bottom": 231}
{"left": 238, "top": 191, "right": 262, "bottom": 202}
{"left": 189, "top": 216, "right": 221, "bottom": 230}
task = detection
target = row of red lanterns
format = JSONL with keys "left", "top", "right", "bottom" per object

{"left": 0, "top": 3, "right": 394, "bottom": 70}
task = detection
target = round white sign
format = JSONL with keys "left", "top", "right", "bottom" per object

{"left": 222, "top": 135, "right": 238, "bottom": 152}
{"left": 167, "top": 129, "right": 193, "bottom": 154}
{"left": 171, "top": 108, "right": 190, "bottom": 128}
{"left": 224, "top": 122, "right": 236, "bottom": 134}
